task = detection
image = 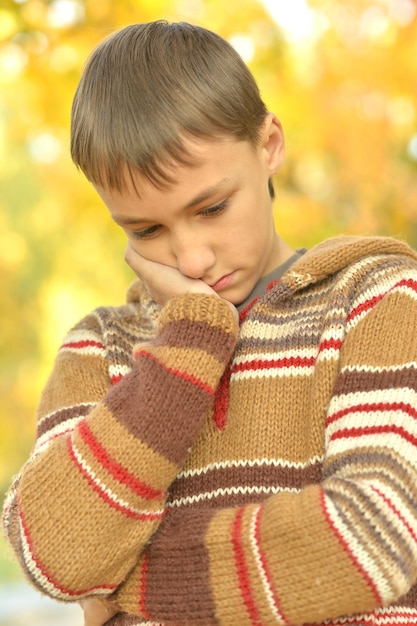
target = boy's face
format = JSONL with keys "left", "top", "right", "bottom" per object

{"left": 95, "top": 115, "right": 290, "bottom": 305}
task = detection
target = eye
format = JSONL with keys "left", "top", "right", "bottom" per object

{"left": 199, "top": 199, "right": 229, "bottom": 217}
{"left": 130, "top": 224, "right": 160, "bottom": 240}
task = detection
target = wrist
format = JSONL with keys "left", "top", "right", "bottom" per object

{"left": 160, "top": 292, "right": 239, "bottom": 336}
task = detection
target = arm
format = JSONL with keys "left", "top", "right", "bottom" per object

{"left": 109, "top": 277, "right": 417, "bottom": 625}
{"left": 2, "top": 292, "right": 238, "bottom": 603}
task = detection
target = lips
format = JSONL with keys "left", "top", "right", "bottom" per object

{"left": 209, "top": 272, "right": 234, "bottom": 291}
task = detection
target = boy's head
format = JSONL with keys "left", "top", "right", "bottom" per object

{"left": 70, "top": 20, "right": 271, "bottom": 193}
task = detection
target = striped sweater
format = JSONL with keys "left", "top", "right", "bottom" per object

{"left": 4, "top": 235, "right": 417, "bottom": 626}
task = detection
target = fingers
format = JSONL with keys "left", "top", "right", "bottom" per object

{"left": 79, "top": 597, "right": 118, "bottom": 626}
{"left": 124, "top": 243, "right": 217, "bottom": 306}
{"left": 124, "top": 243, "right": 239, "bottom": 324}
{"left": 124, "top": 241, "right": 146, "bottom": 277}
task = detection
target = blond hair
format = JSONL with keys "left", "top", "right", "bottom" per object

{"left": 71, "top": 21, "right": 269, "bottom": 191}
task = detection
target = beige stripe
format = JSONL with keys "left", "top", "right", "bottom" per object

{"left": 87, "top": 405, "right": 178, "bottom": 494}
{"left": 206, "top": 508, "right": 252, "bottom": 626}
{"left": 143, "top": 345, "right": 224, "bottom": 389}
{"left": 19, "top": 434, "right": 159, "bottom": 593}
{"left": 259, "top": 486, "right": 376, "bottom": 624}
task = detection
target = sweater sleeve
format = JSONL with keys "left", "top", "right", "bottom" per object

{"left": 110, "top": 277, "right": 417, "bottom": 624}
{"left": 2, "top": 293, "right": 238, "bottom": 602}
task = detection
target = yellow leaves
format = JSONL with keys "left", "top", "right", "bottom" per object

{"left": 0, "top": 231, "right": 27, "bottom": 272}
{"left": 0, "top": 10, "right": 19, "bottom": 41}
{"left": 0, "top": 41, "right": 27, "bottom": 82}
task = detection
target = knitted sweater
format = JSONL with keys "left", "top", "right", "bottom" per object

{"left": 4, "top": 235, "right": 417, "bottom": 626}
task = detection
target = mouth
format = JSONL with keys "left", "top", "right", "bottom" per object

{"left": 208, "top": 272, "right": 234, "bottom": 292}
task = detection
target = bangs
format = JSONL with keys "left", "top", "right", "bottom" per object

{"left": 71, "top": 21, "right": 267, "bottom": 192}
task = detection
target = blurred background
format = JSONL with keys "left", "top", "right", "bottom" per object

{"left": 1, "top": 0, "right": 417, "bottom": 622}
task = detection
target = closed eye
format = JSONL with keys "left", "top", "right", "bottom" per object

{"left": 130, "top": 224, "right": 160, "bottom": 240}
{"left": 199, "top": 199, "right": 229, "bottom": 217}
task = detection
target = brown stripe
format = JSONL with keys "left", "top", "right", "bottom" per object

{"left": 145, "top": 508, "right": 217, "bottom": 623}
{"left": 104, "top": 360, "right": 214, "bottom": 466}
{"left": 160, "top": 318, "right": 236, "bottom": 361}
{"left": 334, "top": 366, "right": 417, "bottom": 395}
{"left": 37, "top": 404, "right": 92, "bottom": 438}
{"left": 168, "top": 461, "right": 323, "bottom": 508}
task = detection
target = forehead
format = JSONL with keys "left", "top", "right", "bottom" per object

{"left": 99, "top": 135, "right": 253, "bottom": 208}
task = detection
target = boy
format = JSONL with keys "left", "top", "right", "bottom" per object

{"left": 4, "top": 20, "right": 417, "bottom": 626}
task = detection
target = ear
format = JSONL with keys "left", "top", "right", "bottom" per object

{"left": 260, "top": 112, "right": 285, "bottom": 175}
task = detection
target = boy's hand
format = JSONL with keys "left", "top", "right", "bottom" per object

{"left": 125, "top": 242, "right": 218, "bottom": 306}
{"left": 79, "top": 597, "right": 118, "bottom": 626}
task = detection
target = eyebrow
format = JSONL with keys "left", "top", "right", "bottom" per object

{"left": 114, "top": 177, "right": 233, "bottom": 226}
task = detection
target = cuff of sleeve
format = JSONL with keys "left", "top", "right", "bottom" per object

{"left": 159, "top": 293, "right": 238, "bottom": 336}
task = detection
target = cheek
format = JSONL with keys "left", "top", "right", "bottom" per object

{"left": 129, "top": 238, "right": 174, "bottom": 266}
{"left": 231, "top": 210, "right": 273, "bottom": 258}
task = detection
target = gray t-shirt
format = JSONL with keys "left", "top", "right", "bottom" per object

{"left": 237, "top": 248, "right": 306, "bottom": 313}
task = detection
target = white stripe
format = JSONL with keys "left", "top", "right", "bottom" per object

{"left": 177, "top": 455, "right": 324, "bottom": 478}
{"left": 62, "top": 329, "right": 103, "bottom": 343}
{"left": 342, "top": 363, "right": 417, "bottom": 374}
{"left": 398, "top": 285, "right": 417, "bottom": 300}
{"left": 317, "top": 325, "right": 345, "bottom": 363}
{"left": 71, "top": 440, "right": 164, "bottom": 519}
{"left": 347, "top": 276, "right": 417, "bottom": 330}
{"left": 34, "top": 416, "right": 83, "bottom": 453}
{"left": 329, "top": 434, "right": 417, "bottom": 468}
{"left": 316, "top": 347, "right": 340, "bottom": 362}
{"left": 333, "top": 256, "right": 388, "bottom": 288}
{"left": 365, "top": 482, "right": 417, "bottom": 550}
{"left": 327, "top": 408, "right": 417, "bottom": 442}
{"left": 239, "top": 316, "right": 321, "bottom": 340}
{"left": 327, "top": 478, "right": 417, "bottom": 576}
{"left": 249, "top": 506, "right": 286, "bottom": 624}
{"left": 327, "top": 387, "right": 417, "bottom": 431}
{"left": 323, "top": 493, "right": 393, "bottom": 604}
{"left": 168, "top": 485, "right": 300, "bottom": 507}
{"left": 37, "top": 402, "right": 95, "bottom": 429}
{"left": 335, "top": 606, "right": 417, "bottom": 624}
{"left": 60, "top": 344, "right": 106, "bottom": 357}
{"left": 109, "top": 364, "right": 131, "bottom": 378}
{"left": 369, "top": 480, "right": 417, "bottom": 542}
{"left": 233, "top": 348, "right": 317, "bottom": 365}
{"left": 232, "top": 366, "right": 314, "bottom": 381}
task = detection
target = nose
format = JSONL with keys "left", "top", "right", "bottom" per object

{"left": 171, "top": 229, "right": 215, "bottom": 279}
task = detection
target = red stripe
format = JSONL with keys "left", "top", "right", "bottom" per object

{"left": 18, "top": 505, "right": 117, "bottom": 598}
{"left": 319, "top": 338, "right": 342, "bottom": 352}
{"left": 369, "top": 485, "right": 417, "bottom": 544}
{"left": 77, "top": 420, "right": 164, "bottom": 500}
{"left": 232, "top": 356, "right": 315, "bottom": 373}
{"left": 67, "top": 436, "right": 164, "bottom": 521}
{"left": 239, "top": 297, "right": 260, "bottom": 322}
{"left": 253, "top": 506, "right": 288, "bottom": 624}
{"left": 347, "top": 294, "right": 385, "bottom": 323}
{"left": 213, "top": 364, "right": 232, "bottom": 431}
{"left": 134, "top": 349, "right": 214, "bottom": 395}
{"left": 320, "top": 489, "right": 382, "bottom": 604}
{"left": 347, "top": 278, "right": 417, "bottom": 323}
{"left": 331, "top": 423, "right": 417, "bottom": 448}
{"left": 327, "top": 401, "right": 417, "bottom": 426}
{"left": 232, "top": 507, "right": 262, "bottom": 626}
{"left": 396, "top": 278, "right": 417, "bottom": 291}
{"left": 60, "top": 340, "right": 105, "bottom": 350}
{"left": 111, "top": 374, "right": 123, "bottom": 385}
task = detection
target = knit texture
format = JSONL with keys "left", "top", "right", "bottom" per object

{"left": 4, "top": 235, "right": 417, "bottom": 626}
